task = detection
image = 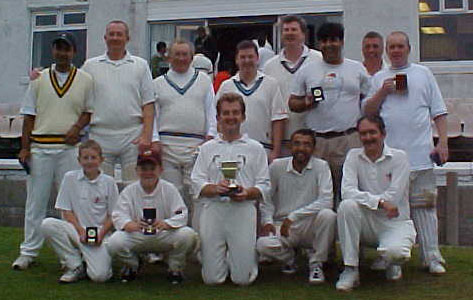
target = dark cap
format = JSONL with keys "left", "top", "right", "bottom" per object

{"left": 52, "top": 32, "right": 77, "bottom": 50}
{"left": 137, "top": 149, "right": 162, "bottom": 166}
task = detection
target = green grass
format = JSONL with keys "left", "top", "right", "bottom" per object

{"left": 1, "top": 226, "right": 472, "bottom": 300}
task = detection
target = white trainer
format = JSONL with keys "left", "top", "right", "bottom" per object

{"left": 336, "top": 267, "right": 360, "bottom": 292}
{"left": 308, "top": 262, "right": 325, "bottom": 284}
{"left": 12, "top": 255, "right": 35, "bottom": 270}
{"left": 59, "top": 265, "right": 86, "bottom": 283}
{"left": 429, "top": 261, "right": 446, "bottom": 275}
{"left": 386, "top": 264, "right": 402, "bottom": 281}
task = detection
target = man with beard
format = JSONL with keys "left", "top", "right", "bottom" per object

{"left": 256, "top": 129, "right": 336, "bottom": 284}
{"left": 289, "top": 22, "right": 370, "bottom": 204}
{"left": 12, "top": 33, "right": 93, "bottom": 269}
{"left": 362, "top": 31, "right": 385, "bottom": 76}
{"left": 216, "top": 40, "right": 287, "bottom": 162}
{"left": 363, "top": 31, "right": 448, "bottom": 275}
{"left": 263, "top": 15, "right": 322, "bottom": 155}
{"left": 336, "top": 115, "right": 416, "bottom": 291}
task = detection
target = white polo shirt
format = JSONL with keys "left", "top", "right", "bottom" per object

{"left": 365, "top": 63, "right": 447, "bottom": 171}
{"left": 263, "top": 46, "right": 322, "bottom": 139}
{"left": 291, "top": 58, "right": 371, "bottom": 133}
{"left": 112, "top": 179, "right": 188, "bottom": 231}
{"left": 216, "top": 71, "right": 288, "bottom": 146}
{"left": 82, "top": 51, "right": 155, "bottom": 136}
{"left": 261, "top": 156, "right": 333, "bottom": 225}
{"left": 341, "top": 145, "right": 411, "bottom": 221}
{"left": 55, "top": 170, "right": 119, "bottom": 229}
{"left": 191, "top": 134, "right": 271, "bottom": 204}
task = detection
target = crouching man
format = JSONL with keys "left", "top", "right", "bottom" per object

{"left": 336, "top": 116, "right": 416, "bottom": 291}
{"left": 257, "top": 129, "right": 336, "bottom": 284}
{"left": 107, "top": 149, "right": 198, "bottom": 284}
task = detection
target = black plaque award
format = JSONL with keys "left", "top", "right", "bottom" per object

{"left": 395, "top": 73, "right": 408, "bottom": 93}
{"left": 143, "top": 208, "right": 157, "bottom": 235}
{"left": 86, "top": 227, "right": 98, "bottom": 244}
{"left": 311, "top": 86, "right": 325, "bottom": 103}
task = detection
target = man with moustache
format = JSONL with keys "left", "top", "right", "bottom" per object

{"left": 191, "top": 93, "right": 270, "bottom": 285}
{"left": 152, "top": 39, "right": 217, "bottom": 229}
{"left": 362, "top": 31, "right": 385, "bottom": 76}
{"left": 289, "top": 22, "right": 370, "bottom": 204}
{"left": 82, "top": 20, "right": 155, "bottom": 183}
{"left": 363, "top": 31, "right": 448, "bottom": 275}
{"left": 216, "top": 40, "right": 287, "bottom": 162}
{"left": 336, "top": 116, "right": 416, "bottom": 291}
{"left": 257, "top": 129, "right": 336, "bottom": 284}
{"left": 263, "top": 15, "right": 322, "bottom": 155}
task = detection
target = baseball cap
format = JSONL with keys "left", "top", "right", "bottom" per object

{"left": 137, "top": 149, "right": 162, "bottom": 166}
{"left": 52, "top": 32, "right": 77, "bottom": 51}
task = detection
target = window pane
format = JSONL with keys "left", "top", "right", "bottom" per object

{"left": 63, "top": 13, "right": 86, "bottom": 25}
{"left": 445, "top": 0, "right": 463, "bottom": 9}
{"left": 35, "top": 15, "right": 57, "bottom": 26}
{"left": 469, "top": 0, "right": 473, "bottom": 10}
{"left": 420, "top": 14, "right": 473, "bottom": 61}
{"left": 32, "top": 30, "right": 87, "bottom": 68}
{"left": 419, "top": 0, "right": 439, "bottom": 12}
{"left": 304, "top": 14, "right": 343, "bottom": 50}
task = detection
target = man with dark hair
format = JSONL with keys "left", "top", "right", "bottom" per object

{"left": 289, "top": 22, "right": 370, "bottom": 204}
{"left": 82, "top": 20, "right": 155, "bottom": 183}
{"left": 363, "top": 31, "right": 448, "bottom": 275}
{"left": 12, "top": 32, "right": 93, "bottom": 270}
{"left": 362, "top": 31, "right": 385, "bottom": 75}
{"left": 336, "top": 116, "right": 416, "bottom": 291}
{"left": 191, "top": 92, "right": 270, "bottom": 285}
{"left": 257, "top": 128, "right": 336, "bottom": 284}
{"left": 151, "top": 41, "right": 169, "bottom": 79}
{"left": 216, "top": 40, "right": 287, "bottom": 162}
{"left": 263, "top": 15, "right": 322, "bottom": 155}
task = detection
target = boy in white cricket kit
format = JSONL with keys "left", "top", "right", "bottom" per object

{"left": 107, "top": 149, "right": 197, "bottom": 284}
{"left": 41, "top": 140, "right": 118, "bottom": 283}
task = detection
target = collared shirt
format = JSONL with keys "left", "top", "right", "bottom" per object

{"left": 152, "top": 67, "right": 217, "bottom": 143}
{"left": 191, "top": 134, "right": 271, "bottom": 203}
{"left": 341, "top": 144, "right": 411, "bottom": 220}
{"left": 263, "top": 45, "right": 322, "bottom": 139}
{"left": 216, "top": 71, "right": 287, "bottom": 145}
{"left": 55, "top": 169, "right": 119, "bottom": 228}
{"left": 112, "top": 179, "right": 188, "bottom": 231}
{"left": 291, "top": 58, "right": 371, "bottom": 133}
{"left": 82, "top": 51, "right": 155, "bottom": 135}
{"left": 261, "top": 156, "right": 333, "bottom": 225}
{"left": 365, "top": 63, "right": 447, "bottom": 170}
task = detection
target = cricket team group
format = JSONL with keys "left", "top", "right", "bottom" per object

{"left": 10, "top": 14, "right": 449, "bottom": 292}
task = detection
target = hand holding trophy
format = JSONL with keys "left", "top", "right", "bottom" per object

{"left": 219, "top": 161, "right": 241, "bottom": 196}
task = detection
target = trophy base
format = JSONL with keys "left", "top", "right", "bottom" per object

{"left": 220, "top": 186, "right": 239, "bottom": 197}
{"left": 143, "top": 228, "right": 156, "bottom": 235}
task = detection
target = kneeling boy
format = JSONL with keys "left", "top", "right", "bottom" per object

{"left": 41, "top": 140, "right": 118, "bottom": 283}
{"left": 108, "top": 149, "right": 197, "bottom": 284}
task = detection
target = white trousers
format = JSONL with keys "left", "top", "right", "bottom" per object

{"left": 90, "top": 129, "right": 140, "bottom": 183}
{"left": 256, "top": 208, "right": 336, "bottom": 265}
{"left": 107, "top": 227, "right": 197, "bottom": 271}
{"left": 200, "top": 201, "right": 258, "bottom": 285}
{"left": 161, "top": 144, "right": 197, "bottom": 227}
{"left": 20, "top": 147, "right": 79, "bottom": 257}
{"left": 41, "top": 218, "right": 112, "bottom": 282}
{"left": 337, "top": 199, "right": 417, "bottom": 267}
{"left": 409, "top": 169, "right": 445, "bottom": 266}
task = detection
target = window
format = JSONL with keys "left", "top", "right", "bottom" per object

{"left": 419, "top": 0, "right": 473, "bottom": 61}
{"left": 31, "top": 10, "right": 87, "bottom": 69}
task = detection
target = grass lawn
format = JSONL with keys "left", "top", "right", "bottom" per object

{"left": 1, "top": 226, "right": 472, "bottom": 300}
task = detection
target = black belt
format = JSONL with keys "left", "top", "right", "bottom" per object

{"left": 315, "top": 127, "right": 357, "bottom": 139}
{"left": 159, "top": 131, "right": 205, "bottom": 140}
